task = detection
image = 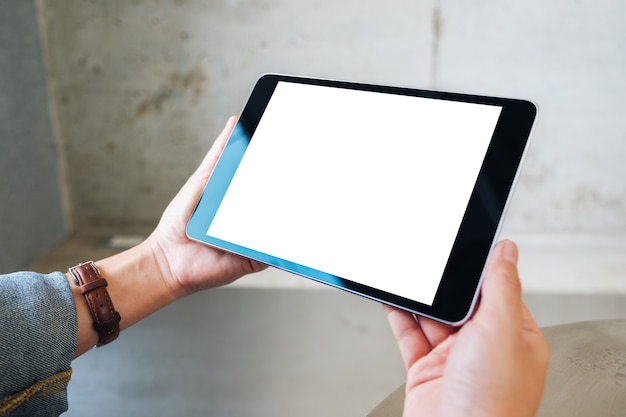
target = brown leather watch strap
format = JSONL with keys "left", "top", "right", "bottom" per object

{"left": 69, "top": 261, "right": 121, "bottom": 347}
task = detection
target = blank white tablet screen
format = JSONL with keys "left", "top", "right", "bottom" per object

{"left": 208, "top": 81, "right": 502, "bottom": 305}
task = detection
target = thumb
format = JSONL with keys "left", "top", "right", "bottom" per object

{"left": 475, "top": 240, "right": 523, "bottom": 321}
{"left": 192, "top": 116, "right": 237, "bottom": 182}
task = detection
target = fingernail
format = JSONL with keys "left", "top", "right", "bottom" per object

{"left": 500, "top": 240, "right": 519, "bottom": 265}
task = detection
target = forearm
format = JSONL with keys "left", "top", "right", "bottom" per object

{"left": 67, "top": 239, "right": 178, "bottom": 357}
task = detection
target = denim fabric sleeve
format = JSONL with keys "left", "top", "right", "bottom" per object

{"left": 0, "top": 271, "right": 77, "bottom": 417}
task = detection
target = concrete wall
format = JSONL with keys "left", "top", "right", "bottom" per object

{"left": 35, "top": 0, "right": 626, "bottom": 290}
{"left": 0, "top": 0, "right": 66, "bottom": 272}
{"left": 38, "top": 0, "right": 626, "bottom": 234}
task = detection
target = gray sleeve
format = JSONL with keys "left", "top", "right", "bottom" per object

{"left": 0, "top": 271, "right": 77, "bottom": 416}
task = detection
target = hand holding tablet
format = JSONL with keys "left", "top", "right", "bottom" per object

{"left": 187, "top": 74, "right": 537, "bottom": 324}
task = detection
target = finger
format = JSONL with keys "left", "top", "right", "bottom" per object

{"left": 384, "top": 305, "right": 432, "bottom": 370}
{"left": 193, "top": 115, "right": 238, "bottom": 181}
{"left": 416, "top": 315, "right": 456, "bottom": 348}
{"left": 162, "top": 117, "right": 238, "bottom": 224}
{"left": 475, "top": 240, "right": 523, "bottom": 322}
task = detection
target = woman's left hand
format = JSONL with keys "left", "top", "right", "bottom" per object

{"left": 148, "top": 116, "right": 267, "bottom": 298}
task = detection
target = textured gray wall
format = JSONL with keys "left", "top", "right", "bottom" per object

{"left": 0, "top": 0, "right": 66, "bottom": 272}
{"left": 38, "top": 0, "right": 626, "bottom": 235}
{"left": 37, "top": 0, "right": 434, "bottom": 232}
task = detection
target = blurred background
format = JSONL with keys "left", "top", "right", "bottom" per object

{"left": 2, "top": 0, "right": 625, "bottom": 291}
{"left": 1, "top": 1, "right": 625, "bottom": 416}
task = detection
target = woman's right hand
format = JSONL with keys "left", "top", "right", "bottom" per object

{"left": 386, "top": 240, "right": 550, "bottom": 417}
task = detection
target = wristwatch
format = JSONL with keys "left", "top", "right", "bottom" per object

{"left": 68, "top": 261, "right": 121, "bottom": 347}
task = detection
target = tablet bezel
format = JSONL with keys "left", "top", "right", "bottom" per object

{"left": 187, "top": 74, "right": 537, "bottom": 325}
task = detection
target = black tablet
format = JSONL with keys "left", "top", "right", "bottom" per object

{"left": 187, "top": 74, "right": 537, "bottom": 324}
